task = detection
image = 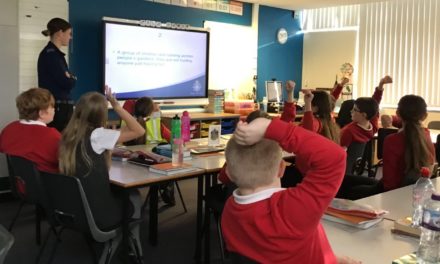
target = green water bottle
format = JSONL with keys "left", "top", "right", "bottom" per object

{"left": 171, "top": 114, "right": 181, "bottom": 144}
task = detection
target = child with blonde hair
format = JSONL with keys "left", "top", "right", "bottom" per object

{"left": 222, "top": 117, "right": 360, "bottom": 264}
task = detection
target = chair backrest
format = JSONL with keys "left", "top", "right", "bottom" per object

{"left": 6, "top": 155, "right": 43, "bottom": 204}
{"left": 428, "top": 121, "right": 440, "bottom": 130}
{"left": 228, "top": 252, "right": 258, "bottom": 264}
{"left": 345, "top": 142, "right": 366, "bottom": 174}
{"left": 336, "top": 99, "right": 355, "bottom": 128}
{"left": 39, "top": 172, "right": 117, "bottom": 242}
{"left": 0, "top": 224, "right": 14, "bottom": 264}
{"left": 401, "top": 169, "right": 420, "bottom": 187}
{"left": 376, "top": 128, "right": 398, "bottom": 160}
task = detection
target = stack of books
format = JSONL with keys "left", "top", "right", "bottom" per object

{"left": 322, "top": 198, "right": 388, "bottom": 229}
{"left": 207, "top": 90, "right": 224, "bottom": 114}
{"left": 392, "top": 217, "right": 421, "bottom": 238}
{"left": 149, "top": 162, "right": 199, "bottom": 175}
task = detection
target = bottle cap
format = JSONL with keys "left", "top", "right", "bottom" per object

{"left": 173, "top": 114, "right": 180, "bottom": 119}
{"left": 431, "top": 193, "right": 440, "bottom": 201}
{"left": 183, "top": 111, "right": 189, "bottom": 116}
{"left": 420, "top": 167, "right": 431, "bottom": 178}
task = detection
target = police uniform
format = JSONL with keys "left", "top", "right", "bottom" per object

{"left": 38, "top": 41, "right": 76, "bottom": 132}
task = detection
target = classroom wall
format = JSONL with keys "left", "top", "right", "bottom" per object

{"left": 0, "top": 0, "right": 19, "bottom": 180}
{"left": 256, "top": 6, "right": 303, "bottom": 100}
{"left": 302, "top": 30, "right": 357, "bottom": 90}
{"left": 69, "top": 0, "right": 253, "bottom": 100}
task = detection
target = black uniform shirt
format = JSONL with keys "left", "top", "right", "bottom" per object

{"left": 37, "top": 41, "right": 76, "bottom": 100}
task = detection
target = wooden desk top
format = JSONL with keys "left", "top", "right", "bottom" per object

{"left": 323, "top": 219, "right": 417, "bottom": 263}
{"left": 109, "top": 161, "right": 204, "bottom": 188}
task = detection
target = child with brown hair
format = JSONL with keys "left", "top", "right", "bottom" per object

{"left": 221, "top": 117, "right": 360, "bottom": 263}
{"left": 0, "top": 88, "right": 61, "bottom": 173}
{"left": 282, "top": 81, "right": 341, "bottom": 144}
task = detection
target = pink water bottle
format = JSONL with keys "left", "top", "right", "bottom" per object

{"left": 181, "top": 111, "right": 191, "bottom": 142}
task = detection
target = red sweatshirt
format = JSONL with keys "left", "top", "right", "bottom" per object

{"left": 382, "top": 129, "right": 435, "bottom": 191}
{"left": 221, "top": 118, "right": 346, "bottom": 263}
{"left": 0, "top": 121, "right": 61, "bottom": 173}
{"left": 340, "top": 88, "right": 383, "bottom": 147}
{"left": 281, "top": 102, "right": 322, "bottom": 134}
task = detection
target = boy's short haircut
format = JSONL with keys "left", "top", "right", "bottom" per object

{"left": 16, "top": 88, "right": 54, "bottom": 120}
{"left": 246, "top": 110, "right": 271, "bottom": 123}
{"left": 225, "top": 138, "right": 282, "bottom": 189}
{"left": 354, "top": 97, "right": 379, "bottom": 120}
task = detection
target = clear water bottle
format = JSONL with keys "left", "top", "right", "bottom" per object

{"left": 412, "top": 167, "right": 435, "bottom": 227}
{"left": 172, "top": 138, "right": 183, "bottom": 166}
{"left": 181, "top": 111, "right": 191, "bottom": 143}
{"left": 417, "top": 193, "right": 440, "bottom": 264}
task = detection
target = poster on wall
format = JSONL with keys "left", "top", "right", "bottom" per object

{"left": 154, "top": 0, "right": 171, "bottom": 4}
{"left": 187, "top": 0, "right": 203, "bottom": 8}
{"left": 203, "top": 0, "right": 217, "bottom": 10}
{"left": 229, "top": 1, "right": 243, "bottom": 15}
{"left": 171, "top": 0, "right": 187, "bottom": 6}
{"left": 217, "top": 0, "right": 230, "bottom": 13}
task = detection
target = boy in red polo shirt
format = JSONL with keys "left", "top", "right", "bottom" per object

{"left": 221, "top": 117, "right": 359, "bottom": 263}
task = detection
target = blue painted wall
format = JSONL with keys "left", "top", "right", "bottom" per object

{"left": 69, "top": 0, "right": 252, "bottom": 100}
{"left": 69, "top": 2, "right": 304, "bottom": 102}
{"left": 257, "top": 6, "right": 303, "bottom": 100}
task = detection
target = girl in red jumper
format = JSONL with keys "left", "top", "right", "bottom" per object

{"left": 382, "top": 95, "right": 435, "bottom": 190}
{"left": 281, "top": 81, "right": 340, "bottom": 144}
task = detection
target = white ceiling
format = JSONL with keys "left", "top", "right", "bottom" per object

{"left": 241, "top": 0, "right": 385, "bottom": 10}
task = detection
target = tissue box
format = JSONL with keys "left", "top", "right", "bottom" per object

{"left": 224, "top": 101, "right": 255, "bottom": 115}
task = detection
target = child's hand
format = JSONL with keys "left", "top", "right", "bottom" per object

{"left": 302, "top": 89, "right": 314, "bottom": 105}
{"left": 340, "top": 77, "right": 350, "bottom": 86}
{"left": 233, "top": 118, "right": 271, "bottom": 145}
{"left": 337, "top": 255, "right": 362, "bottom": 264}
{"left": 379, "top": 75, "right": 393, "bottom": 90}
{"left": 286, "top": 80, "right": 296, "bottom": 93}
{"left": 105, "top": 85, "right": 120, "bottom": 109}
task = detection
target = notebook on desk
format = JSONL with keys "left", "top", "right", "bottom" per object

{"left": 190, "top": 145, "right": 225, "bottom": 154}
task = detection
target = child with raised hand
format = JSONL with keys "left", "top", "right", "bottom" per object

{"left": 282, "top": 81, "right": 340, "bottom": 144}
{"left": 0, "top": 88, "right": 61, "bottom": 173}
{"left": 340, "top": 75, "right": 393, "bottom": 148}
{"left": 59, "top": 86, "right": 144, "bottom": 231}
{"left": 124, "top": 97, "right": 170, "bottom": 146}
{"left": 221, "top": 117, "right": 360, "bottom": 263}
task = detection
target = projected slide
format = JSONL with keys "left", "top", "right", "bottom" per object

{"left": 104, "top": 22, "right": 208, "bottom": 99}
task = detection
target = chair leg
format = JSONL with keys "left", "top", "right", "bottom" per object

{"left": 35, "top": 205, "right": 42, "bottom": 245}
{"left": 215, "top": 214, "right": 226, "bottom": 263}
{"left": 47, "top": 227, "right": 65, "bottom": 264}
{"left": 35, "top": 226, "right": 56, "bottom": 264}
{"left": 174, "top": 181, "right": 187, "bottom": 213}
{"left": 8, "top": 200, "right": 25, "bottom": 231}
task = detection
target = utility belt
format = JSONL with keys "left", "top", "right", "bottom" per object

{"left": 55, "top": 99, "right": 74, "bottom": 105}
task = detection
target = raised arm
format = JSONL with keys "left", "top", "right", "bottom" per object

{"left": 234, "top": 118, "right": 346, "bottom": 235}
{"left": 301, "top": 90, "right": 320, "bottom": 132}
{"left": 106, "top": 86, "right": 145, "bottom": 144}
{"left": 331, "top": 77, "right": 349, "bottom": 101}
{"left": 281, "top": 80, "right": 297, "bottom": 122}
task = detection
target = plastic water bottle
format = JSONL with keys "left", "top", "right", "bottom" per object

{"left": 412, "top": 167, "right": 435, "bottom": 227}
{"left": 417, "top": 193, "right": 440, "bottom": 264}
{"left": 172, "top": 138, "right": 183, "bottom": 166}
{"left": 181, "top": 111, "right": 191, "bottom": 143}
{"left": 171, "top": 114, "right": 181, "bottom": 145}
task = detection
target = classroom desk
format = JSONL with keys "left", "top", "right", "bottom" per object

{"left": 109, "top": 160, "right": 205, "bottom": 259}
{"left": 356, "top": 178, "right": 439, "bottom": 221}
{"left": 323, "top": 219, "right": 417, "bottom": 263}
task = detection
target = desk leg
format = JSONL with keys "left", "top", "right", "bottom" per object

{"left": 194, "top": 174, "right": 204, "bottom": 263}
{"left": 149, "top": 185, "right": 159, "bottom": 246}
{"left": 204, "top": 173, "right": 213, "bottom": 263}
{"left": 122, "top": 190, "right": 130, "bottom": 262}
